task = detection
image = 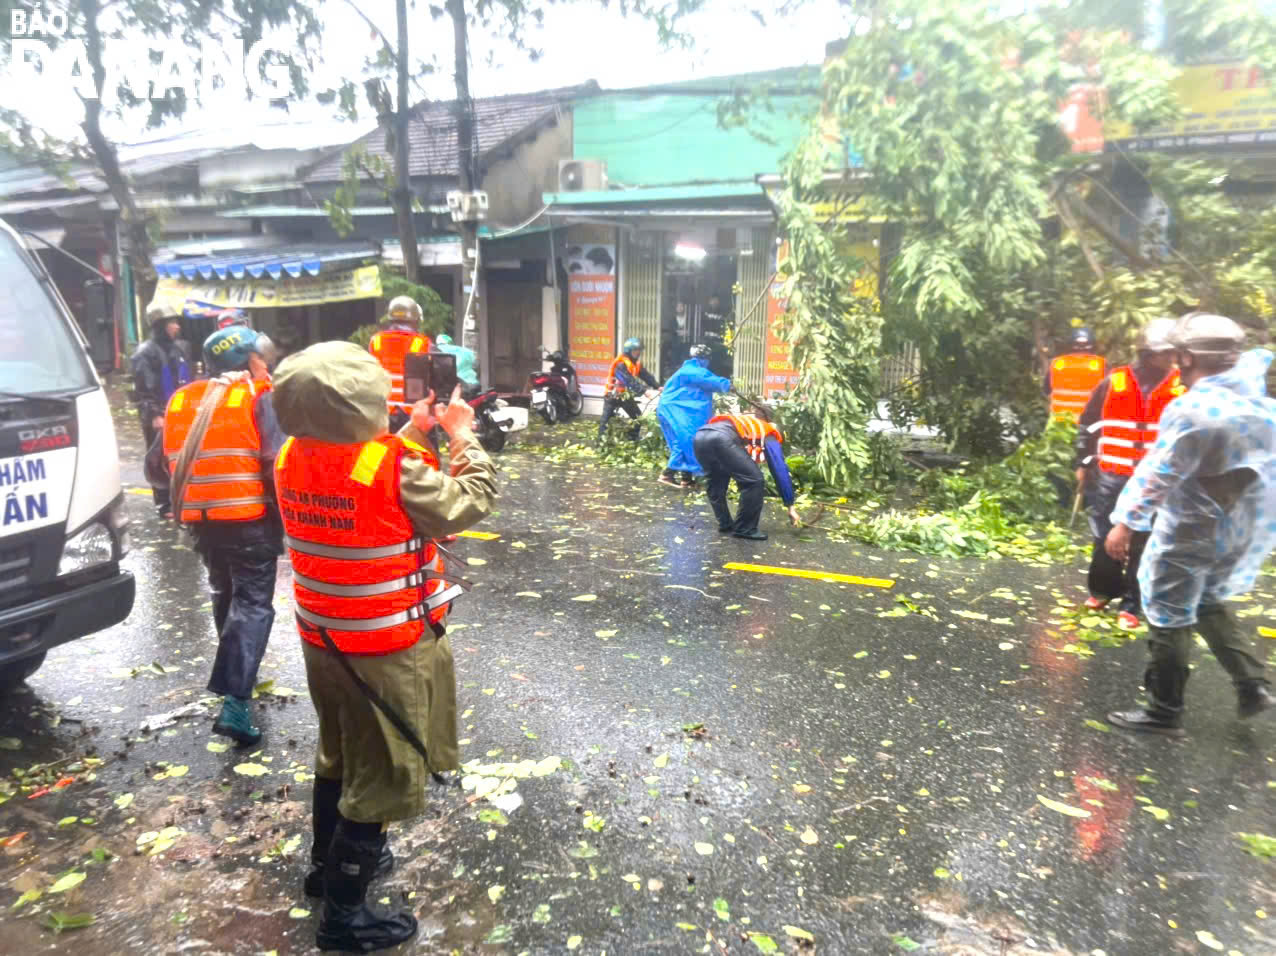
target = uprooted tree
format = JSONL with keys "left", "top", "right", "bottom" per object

{"left": 769, "top": 0, "right": 1276, "bottom": 484}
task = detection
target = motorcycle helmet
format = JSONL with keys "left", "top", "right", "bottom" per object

{"left": 689, "top": 344, "right": 712, "bottom": 360}
{"left": 1138, "top": 317, "right": 1177, "bottom": 353}
{"left": 1069, "top": 326, "right": 1096, "bottom": 351}
{"left": 384, "top": 295, "right": 422, "bottom": 331}
{"left": 203, "top": 326, "right": 271, "bottom": 374}
{"left": 622, "top": 337, "right": 642, "bottom": 357}
{"left": 216, "top": 308, "right": 249, "bottom": 329}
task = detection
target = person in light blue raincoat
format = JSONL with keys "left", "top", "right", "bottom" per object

{"left": 1105, "top": 313, "right": 1276, "bottom": 736}
{"left": 656, "top": 344, "right": 731, "bottom": 488}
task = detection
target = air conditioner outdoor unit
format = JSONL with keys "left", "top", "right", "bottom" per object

{"left": 558, "top": 159, "right": 607, "bottom": 192}
{"left": 446, "top": 190, "right": 489, "bottom": 222}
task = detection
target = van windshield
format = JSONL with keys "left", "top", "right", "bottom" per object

{"left": 0, "top": 230, "right": 95, "bottom": 395}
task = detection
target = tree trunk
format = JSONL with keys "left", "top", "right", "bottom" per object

{"left": 449, "top": 0, "right": 481, "bottom": 355}
{"left": 78, "top": 0, "right": 152, "bottom": 277}
{"left": 393, "top": 0, "right": 419, "bottom": 283}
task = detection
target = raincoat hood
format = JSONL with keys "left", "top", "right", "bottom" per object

{"left": 271, "top": 341, "right": 390, "bottom": 443}
{"left": 436, "top": 333, "right": 453, "bottom": 346}
{"left": 1198, "top": 348, "right": 1272, "bottom": 399}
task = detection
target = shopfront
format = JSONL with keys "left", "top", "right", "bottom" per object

{"left": 145, "top": 243, "right": 383, "bottom": 361}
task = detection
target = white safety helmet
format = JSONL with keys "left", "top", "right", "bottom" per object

{"left": 1138, "top": 317, "right": 1177, "bottom": 353}
{"left": 1170, "top": 311, "right": 1246, "bottom": 362}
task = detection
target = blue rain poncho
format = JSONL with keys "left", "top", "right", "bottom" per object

{"left": 656, "top": 357, "right": 731, "bottom": 474}
{"left": 1112, "top": 349, "right": 1276, "bottom": 628}
{"left": 435, "top": 333, "right": 479, "bottom": 386}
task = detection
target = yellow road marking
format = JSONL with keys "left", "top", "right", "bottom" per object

{"left": 723, "top": 561, "right": 895, "bottom": 589}
{"left": 126, "top": 488, "right": 151, "bottom": 496}
{"left": 459, "top": 530, "right": 500, "bottom": 541}
{"left": 1259, "top": 626, "right": 1276, "bottom": 640}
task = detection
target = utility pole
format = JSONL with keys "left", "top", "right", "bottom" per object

{"left": 448, "top": 0, "right": 483, "bottom": 356}
{"left": 394, "top": 0, "right": 420, "bottom": 283}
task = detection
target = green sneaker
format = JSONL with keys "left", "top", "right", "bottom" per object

{"left": 212, "top": 696, "right": 262, "bottom": 746}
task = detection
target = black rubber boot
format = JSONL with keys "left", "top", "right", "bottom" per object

{"left": 733, "top": 529, "right": 768, "bottom": 541}
{"left": 1109, "top": 645, "right": 1188, "bottom": 738}
{"left": 305, "top": 779, "right": 393, "bottom": 898}
{"left": 1238, "top": 680, "right": 1276, "bottom": 720}
{"left": 316, "top": 820, "right": 416, "bottom": 952}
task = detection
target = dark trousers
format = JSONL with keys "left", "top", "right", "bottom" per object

{"left": 599, "top": 395, "right": 642, "bottom": 440}
{"left": 693, "top": 424, "right": 764, "bottom": 534}
{"left": 197, "top": 533, "right": 278, "bottom": 700}
{"left": 1086, "top": 471, "right": 1147, "bottom": 616}
{"left": 1144, "top": 604, "right": 1269, "bottom": 718}
{"left": 140, "top": 416, "right": 171, "bottom": 514}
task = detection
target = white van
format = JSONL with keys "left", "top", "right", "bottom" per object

{"left": 0, "top": 219, "right": 135, "bottom": 688}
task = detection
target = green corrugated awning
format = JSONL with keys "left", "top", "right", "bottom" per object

{"left": 542, "top": 182, "right": 764, "bottom": 206}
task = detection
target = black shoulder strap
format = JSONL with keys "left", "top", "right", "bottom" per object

{"left": 311, "top": 622, "right": 431, "bottom": 765}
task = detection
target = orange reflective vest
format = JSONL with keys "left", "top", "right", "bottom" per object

{"left": 275, "top": 434, "right": 461, "bottom": 655}
{"left": 709, "top": 413, "right": 783, "bottom": 463}
{"left": 162, "top": 379, "right": 270, "bottom": 523}
{"left": 369, "top": 329, "right": 428, "bottom": 406}
{"left": 1050, "top": 352, "right": 1106, "bottom": 418}
{"left": 1092, "top": 366, "right": 1184, "bottom": 476}
{"left": 606, "top": 356, "right": 642, "bottom": 397}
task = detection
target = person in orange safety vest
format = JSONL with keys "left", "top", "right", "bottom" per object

{"left": 163, "top": 325, "right": 286, "bottom": 747}
{"left": 599, "top": 337, "right": 660, "bottom": 441}
{"left": 1045, "top": 326, "right": 1106, "bottom": 418}
{"left": 1074, "top": 317, "right": 1182, "bottom": 630}
{"left": 270, "top": 341, "right": 497, "bottom": 953}
{"left": 693, "top": 411, "right": 800, "bottom": 540}
{"left": 368, "top": 295, "right": 430, "bottom": 429}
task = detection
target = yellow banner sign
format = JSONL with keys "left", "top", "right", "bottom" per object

{"left": 148, "top": 264, "right": 382, "bottom": 315}
{"left": 1107, "top": 62, "right": 1276, "bottom": 150}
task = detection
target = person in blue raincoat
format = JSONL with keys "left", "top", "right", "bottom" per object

{"left": 656, "top": 344, "right": 731, "bottom": 488}
{"left": 1104, "top": 313, "right": 1276, "bottom": 736}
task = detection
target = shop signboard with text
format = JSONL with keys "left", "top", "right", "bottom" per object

{"left": 566, "top": 243, "right": 617, "bottom": 396}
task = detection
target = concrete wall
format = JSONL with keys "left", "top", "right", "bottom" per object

{"left": 482, "top": 112, "right": 574, "bottom": 226}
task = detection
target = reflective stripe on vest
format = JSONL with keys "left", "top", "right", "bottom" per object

{"left": 1049, "top": 353, "right": 1105, "bottom": 419}
{"left": 709, "top": 413, "right": 782, "bottom": 463}
{"left": 162, "top": 379, "right": 269, "bottom": 523}
{"left": 277, "top": 434, "right": 457, "bottom": 654}
{"left": 1096, "top": 366, "right": 1183, "bottom": 476}
{"left": 369, "top": 330, "right": 428, "bottom": 405}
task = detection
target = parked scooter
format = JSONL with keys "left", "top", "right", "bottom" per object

{"left": 528, "top": 348, "right": 583, "bottom": 424}
{"left": 469, "top": 388, "right": 514, "bottom": 452}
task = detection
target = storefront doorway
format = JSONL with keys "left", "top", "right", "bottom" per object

{"left": 658, "top": 231, "right": 738, "bottom": 380}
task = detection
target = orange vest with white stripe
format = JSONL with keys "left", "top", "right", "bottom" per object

{"left": 709, "top": 413, "right": 783, "bottom": 463}
{"left": 274, "top": 434, "right": 460, "bottom": 655}
{"left": 162, "top": 379, "right": 270, "bottom": 523}
{"left": 369, "top": 329, "right": 428, "bottom": 406}
{"left": 1050, "top": 352, "right": 1106, "bottom": 418}
{"left": 606, "top": 355, "right": 642, "bottom": 397}
{"left": 1093, "top": 366, "right": 1184, "bottom": 476}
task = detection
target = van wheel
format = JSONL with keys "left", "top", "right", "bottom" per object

{"left": 0, "top": 653, "right": 45, "bottom": 691}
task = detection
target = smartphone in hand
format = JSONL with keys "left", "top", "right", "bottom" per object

{"left": 404, "top": 351, "right": 459, "bottom": 404}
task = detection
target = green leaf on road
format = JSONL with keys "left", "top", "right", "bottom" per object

{"left": 713, "top": 897, "right": 729, "bottom": 921}
{"left": 1037, "top": 795, "right": 1091, "bottom": 818}
{"left": 694, "top": 841, "right": 714, "bottom": 856}
{"left": 113, "top": 793, "right": 134, "bottom": 810}
{"left": 532, "top": 903, "right": 551, "bottom": 924}
{"left": 40, "top": 911, "right": 94, "bottom": 934}
{"left": 233, "top": 763, "right": 269, "bottom": 776}
{"left": 49, "top": 872, "right": 86, "bottom": 894}
{"left": 1142, "top": 805, "right": 1171, "bottom": 822}
{"left": 891, "top": 934, "right": 921, "bottom": 951}
{"left": 1083, "top": 719, "right": 1111, "bottom": 733}
{"left": 1236, "top": 832, "right": 1276, "bottom": 858}
{"left": 749, "top": 932, "right": 779, "bottom": 953}
{"left": 784, "top": 925, "right": 815, "bottom": 941}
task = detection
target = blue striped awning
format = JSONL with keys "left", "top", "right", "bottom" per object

{"left": 152, "top": 242, "right": 380, "bottom": 281}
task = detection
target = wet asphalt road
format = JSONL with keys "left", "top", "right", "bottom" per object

{"left": 1, "top": 401, "right": 1275, "bottom": 955}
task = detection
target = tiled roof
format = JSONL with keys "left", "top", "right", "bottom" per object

{"left": 303, "top": 82, "right": 599, "bottom": 184}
